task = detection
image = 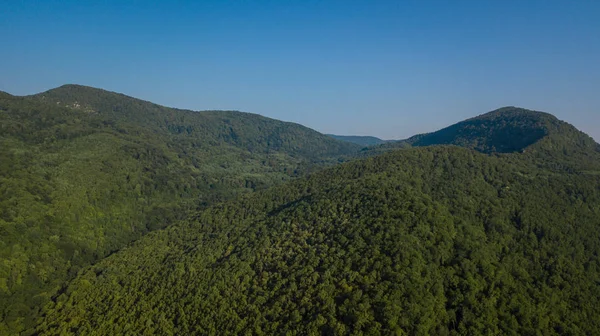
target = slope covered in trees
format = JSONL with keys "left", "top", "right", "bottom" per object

{"left": 404, "top": 107, "right": 558, "bottom": 152}
{"left": 35, "top": 144, "right": 600, "bottom": 335}
{"left": 375, "top": 107, "right": 598, "bottom": 156}
{"left": 29, "top": 85, "right": 359, "bottom": 160}
{"left": 0, "top": 85, "right": 359, "bottom": 334}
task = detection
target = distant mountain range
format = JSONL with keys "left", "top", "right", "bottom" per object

{"left": 326, "top": 134, "right": 389, "bottom": 146}
{"left": 1, "top": 85, "right": 599, "bottom": 335}
{"left": 389, "top": 106, "right": 596, "bottom": 153}
{"left": 364, "top": 107, "right": 600, "bottom": 170}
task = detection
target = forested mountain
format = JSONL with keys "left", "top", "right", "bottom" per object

{"left": 3, "top": 89, "right": 600, "bottom": 335}
{"left": 35, "top": 142, "right": 600, "bottom": 334}
{"left": 374, "top": 107, "right": 598, "bottom": 157}
{"left": 29, "top": 85, "right": 359, "bottom": 160}
{"left": 0, "top": 85, "right": 359, "bottom": 334}
{"left": 327, "top": 134, "right": 388, "bottom": 146}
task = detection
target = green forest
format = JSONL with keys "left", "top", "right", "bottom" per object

{"left": 2, "top": 85, "right": 600, "bottom": 335}
{"left": 0, "top": 85, "right": 358, "bottom": 334}
{"left": 35, "top": 146, "right": 600, "bottom": 335}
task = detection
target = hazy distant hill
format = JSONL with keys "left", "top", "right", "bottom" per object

{"left": 30, "top": 85, "right": 360, "bottom": 159}
{"left": 327, "top": 134, "right": 388, "bottom": 146}
{"left": 407, "top": 107, "right": 595, "bottom": 151}
{"left": 370, "top": 107, "right": 599, "bottom": 168}
{"left": 36, "top": 144, "right": 600, "bottom": 335}
{"left": 0, "top": 85, "right": 360, "bottom": 334}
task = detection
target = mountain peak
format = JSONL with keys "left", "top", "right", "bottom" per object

{"left": 470, "top": 106, "right": 558, "bottom": 122}
{"left": 357, "top": 106, "right": 598, "bottom": 161}
{"left": 43, "top": 83, "right": 117, "bottom": 94}
{"left": 31, "top": 84, "right": 142, "bottom": 105}
{"left": 399, "top": 106, "right": 595, "bottom": 154}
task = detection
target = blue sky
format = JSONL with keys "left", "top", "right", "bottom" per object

{"left": 1, "top": 0, "right": 599, "bottom": 140}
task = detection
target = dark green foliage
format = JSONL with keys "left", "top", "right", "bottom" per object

{"left": 4, "top": 86, "right": 600, "bottom": 335}
{"left": 0, "top": 86, "right": 359, "bottom": 334}
{"left": 327, "top": 134, "right": 388, "bottom": 146}
{"left": 35, "top": 146, "right": 600, "bottom": 335}
{"left": 406, "top": 107, "right": 554, "bottom": 152}
{"left": 30, "top": 85, "right": 360, "bottom": 160}
{"left": 375, "top": 107, "right": 599, "bottom": 156}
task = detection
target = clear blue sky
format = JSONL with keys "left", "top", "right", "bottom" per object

{"left": 1, "top": 0, "right": 599, "bottom": 140}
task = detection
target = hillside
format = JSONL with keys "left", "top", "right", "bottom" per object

{"left": 404, "top": 107, "right": 559, "bottom": 152}
{"left": 368, "top": 107, "right": 600, "bottom": 171}
{"left": 35, "top": 146, "right": 600, "bottom": 335}
{"left": 29, "top": 85, "right": 360, "bottom": 160}
{"left": 0, "top": 86, "right": 360, "bottom": 334}
{"left": 376, "top": 107, "right": 596, "bottom": 152}
{"left": 327, "top": 134, "right": 387, "bottom": 146}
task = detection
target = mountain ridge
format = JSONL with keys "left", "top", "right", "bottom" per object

{"left": 0, "top": 85, "right": 360, "bottom": 334}
{"left": 2, "top": 84, "right": 600, "bottom": 335}
{"left": 370, "top": 106, "right": 598, "bottom": 158}
{"left": 326, "top": 134, "right": 388, "bottom": 146}
{"left": 20, "top": 85, "right": 600, "bottom": 156}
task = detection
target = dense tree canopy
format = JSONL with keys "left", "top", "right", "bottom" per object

{"left": 36, "top": 146, "right": 600, "bottom": 335}
{"left": 0, "top": 86, "right": 358, "bottom": 334}
{"left": 374, "top": 107, "right": 598, "bottom": 156}
{"left": 2, "top": 86, "right": 600, "bottom": 335}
